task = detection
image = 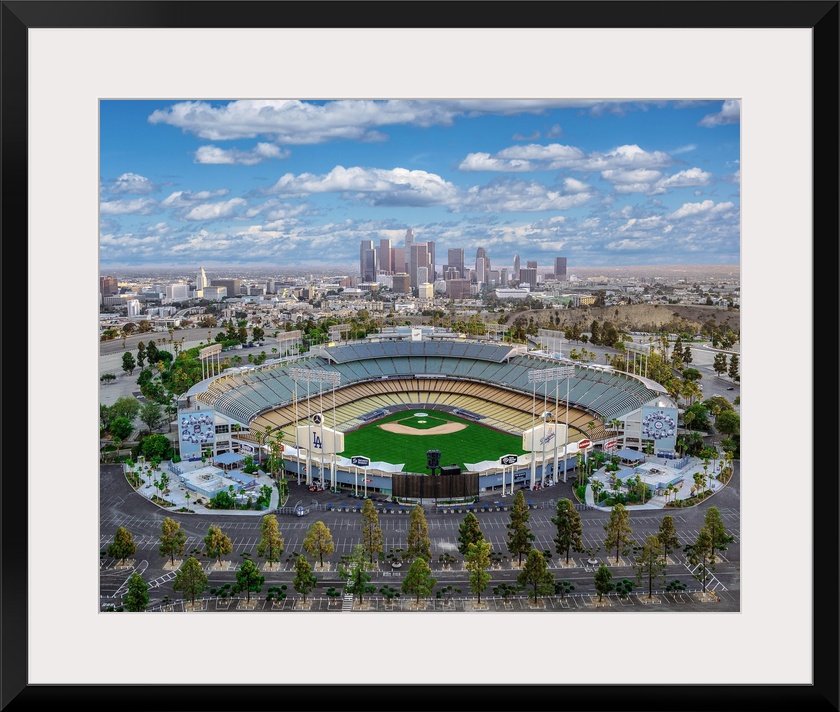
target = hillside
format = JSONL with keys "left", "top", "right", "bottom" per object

{"left": 552, "top": 303, "right": 740, "bottom": 334}
{"left": 487, "top": 303, "right": 741, "bottom": 336}
{"left": 401, "top": 303, "right": 740, "bottom": 336}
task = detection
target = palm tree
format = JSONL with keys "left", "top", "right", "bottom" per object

{"left": 590, "top": 478, "right": 604, "bottom": 504}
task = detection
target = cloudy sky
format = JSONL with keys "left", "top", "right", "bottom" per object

{"left": 99, "top": 99, "right": 740, "bottom": 272}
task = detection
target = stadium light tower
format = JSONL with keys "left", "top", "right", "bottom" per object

{"left": 528, "top": 365, "right": 575, "bottom": 486}
{"left": 290, "top": 368, "right": 341, "bottom": 487}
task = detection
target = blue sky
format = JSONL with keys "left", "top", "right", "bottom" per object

{"left": 99, "top": 99, "right": 740, "bottom": 272}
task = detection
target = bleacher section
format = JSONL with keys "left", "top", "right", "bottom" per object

{"left": 197, "top": 341, "right": 665, "bottom": 441}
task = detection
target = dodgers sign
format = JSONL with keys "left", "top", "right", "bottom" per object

{"left": 500, "top": 454, "right": 518, "bottom": 466}
{"left": 351, "top": 456, "right": 370, "bottom": 467}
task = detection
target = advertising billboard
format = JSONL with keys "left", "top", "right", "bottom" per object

{"left": 179, "top": 409, "right": 216, "bottom": 458}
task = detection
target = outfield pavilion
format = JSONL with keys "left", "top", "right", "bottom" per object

{"left": 180, "top": 335, "right": 674, "bottom": 496}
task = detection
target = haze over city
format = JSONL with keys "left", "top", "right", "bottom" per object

{"left": 100, "top": 99, "right": 741, "bottom": 271}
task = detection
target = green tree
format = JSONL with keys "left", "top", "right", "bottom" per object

{"left": 263, "top": 427, "right": 285, "bottom": 480}
{"left": 657, "top": 515, "right": 680, "bottom": 566}
{"left": 292, "top": 554, "right": 319, "bottom": 603}
{"left": 109, "top": 416, "right": 134, "bottom": 442}
{"left": 121, "top": 351, "right": 137, "bottom": 376}
{"left": 685, "top": 526, "right": 716, "bottom": 593}
{"left": 554, "top": 580, "right": 575, "bottom": 599}
{"left": 360, "top": 499, "right": 384, "bottom": 565}
{"left": 139, "top": 401, "right": 165, "bottom": 433}
{"left": 715, "top": 410, "right": 740, "bottom": 438}
{"left": 302, "top": 520, "right": 335, "bottom": 568}
{"left": 712, "top": 352, "right": 728, "bottom": 377}
{"left": 603, "top": 502, "right": 634, "bottom": 564}
{"left": 493, "top": 582, "right": 522, "bottom": 602}
{"left": 506, "top": 490, "right": 535, "bottom": 565}
{"left": 123, "top": 571, "right": 149, "bottom": 611}
{"left": 107, "top": 526, "right": 136, "bottom": 565}
{"left": 594, "top": 564, "right": 614, "bottom": 602}
{"left": 614, "top": 577, "right": 635, "bottom": 599}
{"left": 703, "top": 506, "right": 734, "bottom": 562}
{"left": 633, "top": 534, "right": 666, "bottom": 600}
{"left": 173, "top": 556, "right": 208, "bottom": 606}
{"left": 139, "top": 433, "right": 173, "bottom": 462}
{"left": 256, "top": 514, "right": 284, "bottom": 568}
{"left": 552, "top": 498, "right": 584, "bottom": 565}
{"left": 727, "top": 353, "right": 740, "bottom": 381}
{"left": 204, "top": 524, "right": 233, "bottom": 567}
{"left": 379, "top": 585, "right": 401, "bottom": 605}
{"left": 401, "top": 557, "right": 437, "bottom": 605}
{"left": 266, "top": 584, "right": 288, "bottom": 605}
{"left": 109, "top": 396, "right": 142, "bottom": 423}
{"left": 517, "top": 549, "right": 555, "bottom": 605}
{"left": 406, "top": 505, "right": 432, "bottom": 562}
{"left": 233, "top": 555, "right": 265, "bottom": 603}
{"left": 464, "top": 538, "right": 492, "bottom": 605}
{"left": 457, "top": 511, "right": 484, "bottom": 557}
{"left": 339, "top": 545, "right": 375, "bottom": 605}
{"left": 158, "top": 517, "right": 186, "bottom": 565}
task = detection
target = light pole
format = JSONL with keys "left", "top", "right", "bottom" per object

{"left": 290, "top": 368, "right": 341, "bottom": 489}
{"left": 528, "top": 365, "right": 575, "bottom": 486}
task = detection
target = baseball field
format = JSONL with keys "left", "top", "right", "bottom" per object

{"left": 340, "top": 410, "right": 527, "bottom": 473}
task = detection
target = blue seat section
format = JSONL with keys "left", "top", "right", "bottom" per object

{"left": 201, "top": 340, "right": 666, "bottom": 428}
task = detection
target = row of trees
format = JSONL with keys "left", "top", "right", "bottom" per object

{"left": 107, "top": 493, "right": 733, "bottom": 611}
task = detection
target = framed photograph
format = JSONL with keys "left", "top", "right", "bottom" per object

{"left": 7, "top": 1, "right": 836, "bottom": 710}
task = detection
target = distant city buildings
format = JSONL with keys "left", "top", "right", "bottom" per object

{"left": 98, "top": 256, "right": 739, "bottom": 336}
{"left": 100, "top": 276, "right": 118, "bottom": 304}
{"left": 554, "top": 257, "right": 567, "bottom": 282}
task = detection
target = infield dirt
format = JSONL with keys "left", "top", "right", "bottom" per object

{"left": 378, "top": 421, "right": 467, "bottom": 436}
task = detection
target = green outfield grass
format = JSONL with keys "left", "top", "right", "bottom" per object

{"left": 340, "top": 410, "right": 527, "bottom": 473}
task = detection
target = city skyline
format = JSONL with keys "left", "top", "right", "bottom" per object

{"left": 100, "top": 99, "right": 741, "bottom": 271}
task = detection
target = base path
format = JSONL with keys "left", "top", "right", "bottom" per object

{"left": 377, "top": 421, "right": 467, "bottom": 436}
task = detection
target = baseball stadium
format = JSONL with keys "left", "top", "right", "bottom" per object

{"left": 182, "top": 334, "right": 677, "bottom": 499}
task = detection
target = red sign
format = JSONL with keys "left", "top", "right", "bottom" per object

{"left": 605, "top": 439, "right": 617, "bottom": 450}
{"left": 364, "top": 478, "right": 373, "bottom": 483}
{"left": 577, "top": 438, "right": 592, "bottom": 450}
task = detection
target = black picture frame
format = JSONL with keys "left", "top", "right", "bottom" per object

{"left": 3, "top": 2, "right": 837, "bottom": 710}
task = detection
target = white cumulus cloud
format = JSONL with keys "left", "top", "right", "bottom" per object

{"left": 109, "top": 172, "right": 157, "bottom": 195}
{"left": 100, "top": 198, "right": 157, "bottom": 215}
{"left": 670, "top": 200, "right": 736, "bottom": 219}
{"left": 267, "top": 166, "right": 458, "bottom": 207}
{"left": 183, "top": 197, "right": 247, "bottom": 221}
{"left": 699, "top": 99, "right": 741, "bottom": 127}
{"left": 194, "top": 142, "right": 290, "bottom": 165}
